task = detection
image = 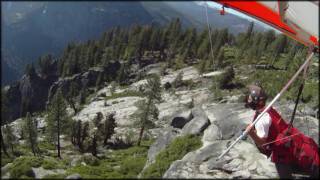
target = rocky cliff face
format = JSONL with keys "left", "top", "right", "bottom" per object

{"left": 3, "top": 69, "right": 58, "bottom": 122}
{"left": 3, "top": 65, "right": 318, "bottom": 179}
{"left": 3, "top": 60, "right": 121, "bottom": 123}
{"left": 47, "top": 61, "right": 120, "bottom": 105}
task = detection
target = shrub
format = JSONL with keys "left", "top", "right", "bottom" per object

{"left": 217, "top": 66, "right": 235, "bottom": 89}
{"left": 9, "top": 156, "right": 43, "bottom": 178}
{"left": 120, "top": 156, "right": 146, "bottom": 178}
{"left": 112, "top": 101, "right": 119, "bottom": 104}
{"left": 174, "top": 55, "right": 186, "bottom": 70}
{"left": 65, "top": 140, "right": 151, "bottom": 179}
{"left": 1, "top": 156, "right": 14, "bottom": 167}
{"left": 67, "top": 165, "right": 104, "bottom": 179}
{"left": 301, "top": 82, "right": 318, "bottom": 105}
{"left": 42, "top": 157, "right": 66, "bottom": 170}
{"left": 105, "top": 90, "right": 144, "bottom": 101}
{"left": 38, "top": 141, "right": 56, "bottom": 150}
{"left": 43, "top": 173, "right": 66, "bottom": 179}
{"left": 142, "top": 134, "right": 202, "bottom": 178}
{"left": 80, "top": 155, "right": 100, "bottom": 166}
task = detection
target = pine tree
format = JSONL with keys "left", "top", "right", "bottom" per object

{"left": 90, "top": 127, "right": 98, "bottom": 157}
{"left": 110, "top": 81, "right": 116, "bottom": 95}
{"left": 66, "top": 82, "right": 79, "bottom": 114}
{"left": 25, "top": 63, "right": 37, "bottom": 78}
{"left": 216, "top": 47, "right": 225, "bottom": 69}
{"left": 71, "top": 120, "right": 77, "bottom": 145}
{"left": 245, "top": 21, "right": 254, "bottom": 40}
{"left": 93, "top": 112, "right": 103, "bottom": 128}
{"left": 117, "top": 63, "right": 128, "bottom": 85}
{"left": 199, "top": 59, "right": 208, "bottom": 76}
{"left": 248, "top": 32, "right": 263, "bottom": 62}
{"left": 21, "top": 95, "right": 32, "bottom": 117}
{"left": 134, "top": 74, "right": 162, "bottom": 146}
{"left": 95, "top": 72, "right": 104, "bottom": 91}
{"left": 197, "top": 36, "right": 210, "bottom": 60}
{"left": 46, "top": 90, "right": 69, "bottom": 158}
{"left": 149, "top": 28, "right": 161, "bottom": 54}
{"left": 1, "top": 129, "right": 10, "bottom": 157}
{"left": 75, "top": 120, "right": 83, "bottom": 150}
{"left": 79, "top": 85, "right": 88, "bottom": 105}
{"left": 81, "top": 121, "right": 90, "bottom": 150}
{"left": 102, "top": 47, "right": 113, "bottom": 66}
{"left": 1, "top": 100, "right": 10, "bottom": 157}
{"left": 284, "top": 43, "right": 298, "bottom": 70}
{"left": 3, "top": 124, "right": 17, "bottom": 154}
{"left": 103, "top": 112, "right": 116, "bottom": 146}
{"left": 139, "top": 26, "right": 152, "bottom": 57}
{"left": 213, "top": 29, "right": 228, "bottom": 58}
{"left": 270, "top": 34, "right": 288, "bottom": 66}
{"left": 38, "top": 54, "right": 53, "bottom": 77}
{"left": 159, "top": 29, "right": 168, "bottom": 61}
{"left": 173, "top": 71, "right": 184, "bottom": 89}
{"left": 180, "top": 28, "right": 197, "bottom": 62}
{"left": 23, "top": 112, "right": 39, "bottom": 156}
{"left": 93, "top": 43, "right": 103, "bottom": 66}
{"left": 89, "top": 112, "right": 104, "bottom": 156}
{"left": 1, "top": 90, "right": 10, "bottom": 126}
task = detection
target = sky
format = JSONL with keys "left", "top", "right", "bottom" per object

{"left": 197, "top": 1, "right": 279, "bottom": 32}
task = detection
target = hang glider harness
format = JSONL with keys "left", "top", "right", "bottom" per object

{"left": 202, "top": 2, "right": 319, "bottom": 161}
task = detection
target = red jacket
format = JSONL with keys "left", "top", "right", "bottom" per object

{"left": 254, "top": 107, "right": 319, "bottom": 172}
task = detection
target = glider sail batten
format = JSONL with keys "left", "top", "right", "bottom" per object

{"left": 214, "top": 1, "right": 319, "bottom": 47}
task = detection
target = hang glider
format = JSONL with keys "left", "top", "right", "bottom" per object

{"left": 212, "top": 1, "right": 319, "bottom": 161}
{"left": 215, "top": 1, "right": 319, "bottom": 47}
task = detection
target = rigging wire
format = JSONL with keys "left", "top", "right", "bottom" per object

{"left": 205, "top": 2, "right": 215, "bottom": 71}
{"left": 259, "top": 132, "right": 301, "bottom": 147}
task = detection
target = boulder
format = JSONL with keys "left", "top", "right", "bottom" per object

{"left": 202, "top": 124, "right": 221, "bottom": 143}
{"left": 230, "top": 170, "right": 251, "bottom": 179}
{"left": 147, "top": 128, "right": 180, "bottom": 164}
{"left": 1, "top": 163, "right": 12, "bottom": 175}
{"left": 181, "top": 107, "right": 210, "bottom": 135}
{"left": 190, "top": 141, "right": 229, "bottom": 164}
{"left": 66, "top": 173, "right": 82, "bottom": 179}
{"left": 163, "top": 160, "right": 199, "bottom": 178}
{"left": 32, "top": 167, "right": 65, "bottom": 179}
{"left": 164, "top": 140, "right": 279, "bottom": 179}
{"left": 203, "top": 103, "right": 253, "bottom": 140}
{"left": 139, "top": 128, "right": 180, "bottom": 177}
{"left": 1, "top": 172, "right": 10, "bottom": 179}
{"left": 156, "top": 93, "right": 188, "bottom": 121}
{"left": 70, "top": 156, "right": 82, "bottom": 167}
{"left": 170, "top": 110, "right": 193, "bottom": 129}
{"left": 191, "top": 106, "right": 207, "bottom": 119}
{"left": 204, "top": 141, "right": 278, "bottom": 178}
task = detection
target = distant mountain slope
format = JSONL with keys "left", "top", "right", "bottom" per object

{"left": 1, "top": 60, "right": 20, "bottom": 86}
{"left": 160, "top": 2, "right": 265, "bottom": 33}
{"left": 2, "top": 1, "right": 155, "bottom": 86}
{"left": 2, "top": 1, "right": 265, "bottom": 86}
